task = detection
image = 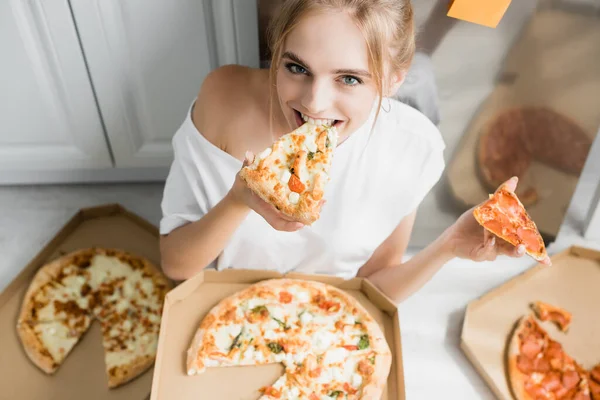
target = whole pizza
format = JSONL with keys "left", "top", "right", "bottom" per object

{"left": 16, "top": 248, "right": 173, "bottom": 388}
{"left": 186, "top": 278, "right": 392, "bottom": 399}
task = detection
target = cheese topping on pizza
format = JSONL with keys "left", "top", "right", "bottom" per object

{"left": 16, "top": 248, "right": 172, "bottom": 388}
{"left": 187, "top": 279, "right": 391, "bottom": 400}
{"left": 239, "top": 123, "right": 339, "bottom": 225}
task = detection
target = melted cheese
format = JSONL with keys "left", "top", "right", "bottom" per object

{"left": 244, "top": 123, "right": 339, "bottom": 201}
{"left": 213, "top": 324, "right": 242, "bottom": 352}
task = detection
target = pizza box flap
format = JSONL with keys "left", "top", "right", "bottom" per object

{"left": 151, "top": 269, "right": 404, "bottom": 400}
{"left": 460, "top": 246, "right": 600, "bottom": 399}
{"left": 0, "top": 203, "right": 169, "bottom": 400}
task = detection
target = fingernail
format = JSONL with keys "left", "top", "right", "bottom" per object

{"left": 490, "top": 237, "right": 495, "bottom": 246}
{"left": 518, "top": 245, "right": 525, "bottom": 255}
{"left": 511, "top": 176, "right": 519, "bottom": 183}
{"left": 245, "top": 151, "right": 253, "bottom": 161}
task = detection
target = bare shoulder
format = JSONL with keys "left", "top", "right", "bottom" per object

{"left": 192, "top": 65, "right": 268, "bottom": 159}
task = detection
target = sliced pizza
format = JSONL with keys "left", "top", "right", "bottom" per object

{"left": 16, "top": 248, "right": 172, "bottom": 388}
{"left": 186, "top": 279, "right": 391, "bottom": 399}
{"left": 531, "top": 301, "right": 572, "bottom": 332}
{"left": 507, "top": 315, "right": 592, "bottom": 400}
{"left": 473, "top": 181, "right": 548, "bottom": 262}
{"left": 590, "top": 364, "right": 600, "bottom": 400}
{"left": 239, "top": 122, "right": 339, "bottom": 225}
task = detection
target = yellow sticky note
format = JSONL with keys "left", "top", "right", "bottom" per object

{"left": 447, "top": 0, "right": 513, "bottom": 28}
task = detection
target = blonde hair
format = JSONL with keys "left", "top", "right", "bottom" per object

{"left": 266, "top": 0, "right": 415, "bottom": 127}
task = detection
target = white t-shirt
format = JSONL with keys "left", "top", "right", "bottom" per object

{"left": 160, "top": 98, "right": 446, "bottom": 279}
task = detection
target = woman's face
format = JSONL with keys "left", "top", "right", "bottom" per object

{"left": 275, "top": 11, "right": 380, "bottom": 139}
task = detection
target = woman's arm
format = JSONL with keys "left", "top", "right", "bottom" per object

{"left": 365, "top": 227, "right": 455, "bottom": 304}
{"left": 160, "top": 170, "right": 305, "bottom": 280}
{"left": 159, "top": 191, "right": 250, "bottom": 281}
{"left": 362, "top": 178, "right": 542, "bottom": 304}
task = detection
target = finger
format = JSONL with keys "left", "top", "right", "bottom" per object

{"left": 244, "top": 151, "right": 255, "bottom": 166}
{"left": 541, "top": 256, "right": 552, "bottom": 266}
{"left": 483, "top": 229, "right": 495, "bottom": 247}
{"left": 498, "top": 241, "right": 526, "bottom": 257}
{"left": 273, "top": 219, "right": 304, "bottom": 232}
{"left": 503, "top": 176, "right": 519, "bottom": 192}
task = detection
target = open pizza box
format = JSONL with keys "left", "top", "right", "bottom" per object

{"left": 460, "top": 245, "right": 600, "bottom": 399}
{"left": 0, "top": 204, "right": 168, "bottom": 400}
{"left": 149, "top": 269, "right": 405, "bottom": 400}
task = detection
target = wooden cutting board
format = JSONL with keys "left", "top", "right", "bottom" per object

{"left": 447, "top": 6, "right": 600, "bottom": 238}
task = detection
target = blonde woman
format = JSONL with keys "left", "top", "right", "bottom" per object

{"left": 159, "top": 0, "right": 549, "bottom": 303}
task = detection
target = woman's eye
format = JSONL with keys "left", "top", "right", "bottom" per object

{"left": 341, "top": 76, "right": 361, "bottom": 86}
{"left": 286, "top": 63, "right": 308, "bottom": 75}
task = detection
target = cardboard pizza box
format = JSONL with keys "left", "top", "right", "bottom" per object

{"left": 0, "top": 204, "right": 167, "bottom": 400}
{"left": 447, "top": 7, "right": 600, "bottom": 240}
{"left": 447, "top": 0, "right": 513, "bottom": 28}
{"left": 460, "top": 245, "right": 600, "bottom": 399}
{"left": 150, "top": 269, "right": 405, "bottom": 400}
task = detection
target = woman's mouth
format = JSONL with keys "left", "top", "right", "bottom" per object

{"left": 293, "top": 109, "right": 341, "bottom": 128}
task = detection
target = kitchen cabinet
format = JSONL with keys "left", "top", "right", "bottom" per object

{"left": 0, "top": 0, "right": 112, "bottom": 179}
{"left": 0, "top": 0, "right": 259, "bottom": 184}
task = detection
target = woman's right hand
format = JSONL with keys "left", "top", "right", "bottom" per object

{"left": 227, "top": 151, "right": 305, "bottom": 232}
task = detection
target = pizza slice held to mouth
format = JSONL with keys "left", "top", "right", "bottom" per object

{"left": 239, "top": 122, "right": 338, "bottom": 225}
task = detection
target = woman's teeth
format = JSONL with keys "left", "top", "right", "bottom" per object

{"left": 300, "top": 112, "right": 334, "bottom": 127}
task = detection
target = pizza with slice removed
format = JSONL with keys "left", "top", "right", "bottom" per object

{"left": 508, "top": 315, "right": 593, "bottom": 400}
{"left": 239, "top": 122, "right": 339, "bottom": 225}
{"left": 16, "top": 248, "right": 173, "bottom": 388}
{"left": 186, "top": 278, "right": 391, "bottom": 399}
{"left": 473, "top": 180, "right": 548, "bottom": 262}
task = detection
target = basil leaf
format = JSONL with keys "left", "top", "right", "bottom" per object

{"left": 358, "top": 334, "right": 370, "bottom": 350}
{"left": 267, "top": 342, "right": 283, "bottom": 354}
{"left": 307, "top": 151, "right": 315, "bottom": 160}
{"left": 230, "top": 328, "right": 243, "bottom": 351}
{"left": 329, "top": 390, "right": 344, "bottom": 398}
{"left": 251, "top": 305, "right": 269, "bottom": 315}
{"left": 272, "top": 317, "right": 289, "bottom": 330}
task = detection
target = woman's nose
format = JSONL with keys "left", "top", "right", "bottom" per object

{"left": 300, "top": 80, "right": 332, "bottom": 115}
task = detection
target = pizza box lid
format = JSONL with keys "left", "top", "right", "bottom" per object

{"left": 0, "top": 204, "right": 170, "bottom": 400}
{"left": 447, "top": 7, "right": 600, "bottom": 240}
{"left": 150, "top": 269, "right": 405, "bottom": 400}
{"left": 460, "top": 245, "right": 600, "bottom": 399}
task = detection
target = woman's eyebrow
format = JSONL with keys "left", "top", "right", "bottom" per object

{"left": 282, "top": 51, "right": 310, "bottom": 68}
{"left": 332, "top": 68, "right": 371, "bottom": 78}
{"left": 282, "top": 51, "right": 371, "bottom": 78}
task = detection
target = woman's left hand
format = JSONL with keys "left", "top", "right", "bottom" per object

{"left": 445, "top": 177, "right": 552, "bottom": 265}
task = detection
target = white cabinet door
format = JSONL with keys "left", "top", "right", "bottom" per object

{"left": 69, "top": 0, "right": 217, "bottom": 169}
{"left": 0, "top": 0, "right": 112, "bottom": 178}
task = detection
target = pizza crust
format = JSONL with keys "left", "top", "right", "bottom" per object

{"left": 507, "top": 316, "right": 535, "bottom": 400}
{"left": 16, "top": 320, "right": 57, "bottom": 374}
{"left": 107, "top": 354, "right": 155, "bottom": 389}
{"left": 240, "top": 167, "right": 320, "bottom": 225}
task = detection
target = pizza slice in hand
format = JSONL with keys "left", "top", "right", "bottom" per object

{"left": 473, "top": 177, "right": 550, "bottom": 264}
{"left": 239, "top": 122, "right": 338, "bottom": 225}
